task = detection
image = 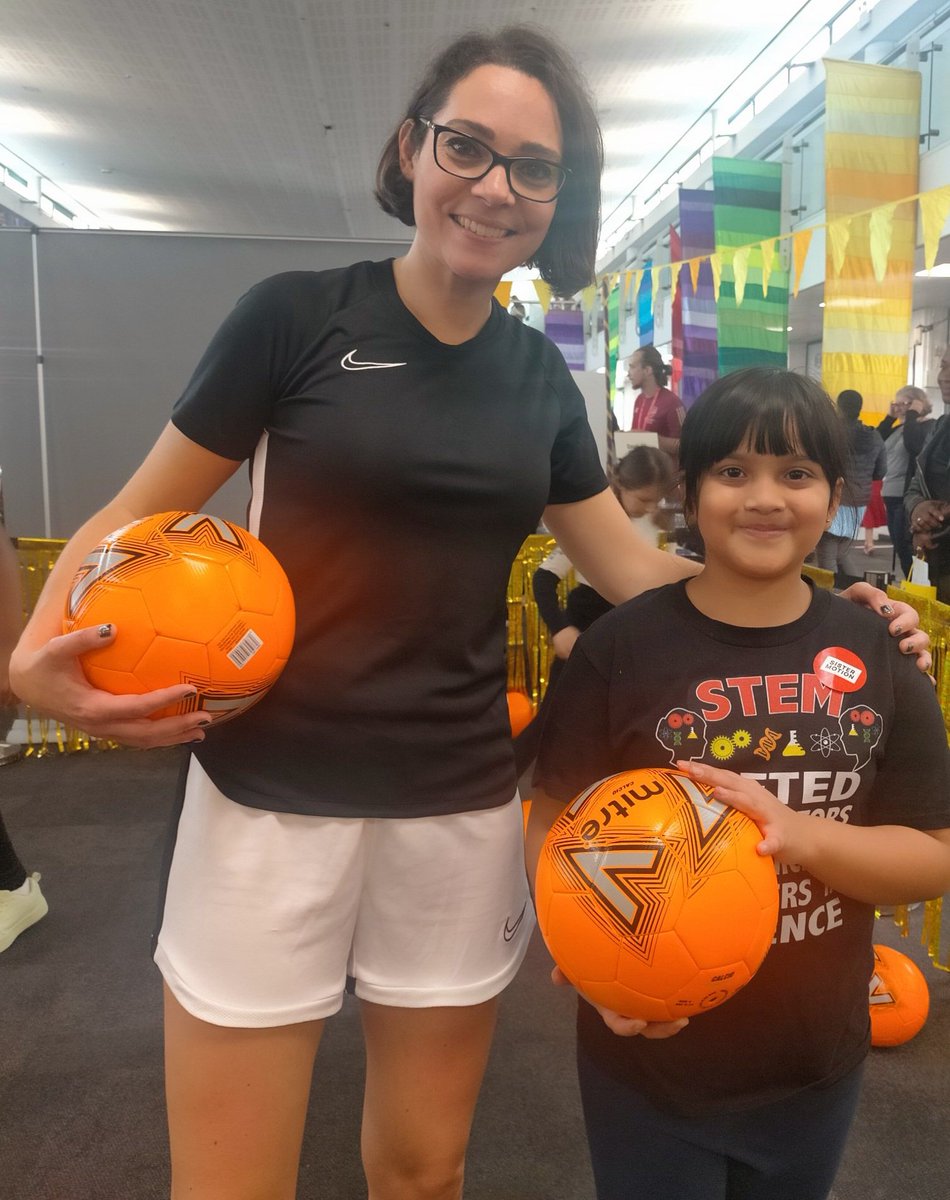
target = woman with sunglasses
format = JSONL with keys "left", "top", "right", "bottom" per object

{"left": 10, "top": 25, "right": 930, "bottom": 1200}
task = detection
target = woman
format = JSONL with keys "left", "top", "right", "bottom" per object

{"left": 627, "top": 344, "right": 685, "bottom": 461}
{"left": 879, "top": 386, "right": 933, "bottom": 577}
{"left": 8, "top": 26, "right": 929, "bottom": 1200}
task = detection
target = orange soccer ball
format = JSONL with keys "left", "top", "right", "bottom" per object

{"left": 507, "top": 689, "right": 534, "bottom": 737}
{"left": 869, "top": 944, "right": 930, "bottom": 1047}
{"left": 63, "top": 511, "right": 295, "bottom": 724}
{"left": 535, "top": 767, "right": 779, "bottom": 1022}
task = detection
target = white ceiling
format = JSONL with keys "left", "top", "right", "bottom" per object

{"left": 0, "top": 0, "right": 845, "bottom": 244}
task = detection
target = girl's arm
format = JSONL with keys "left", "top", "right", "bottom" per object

{"left": 9, "top": 422, "right": 242, "bottom": 747}
{"left": 680, "top": 760, "right": 950, "bottom": 905}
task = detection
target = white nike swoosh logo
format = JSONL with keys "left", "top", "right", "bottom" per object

{"left": 341, "top": 350, "right": 407, "bottom": 371}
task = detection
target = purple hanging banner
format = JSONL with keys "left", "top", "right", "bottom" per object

{"left": 678, "top": 188, "right": 717, "bottom": 407}
{"left": 544, "top": 308, "right": 585, "bottom": 371}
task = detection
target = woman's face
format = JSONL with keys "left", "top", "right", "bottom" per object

{"left": 618, "top": 484, "right": 662, "bottom": 519}
{"left": 398, "top": 64, "right": 563, "bottom": 288}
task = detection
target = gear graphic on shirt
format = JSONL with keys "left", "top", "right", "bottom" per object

{"left": 732, "top": 729, "right": 752, "bottom": 749}
{"left": 709, "top": 735, "right": 736, "bottom": 761}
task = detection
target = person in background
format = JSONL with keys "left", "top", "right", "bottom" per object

{"left": 513, "top": 446, "right": 675, "bottom": 776}
{"left": 627, "top": 345, "right": 685, "bottom": 462}
{"left": 906, "top": 352, "right": 950, "bottom": 601}
{"left": 814, "top": 389, "right": 886, "bottom": 585}
{"left": 0, "top": 521, "right": 47, "bottom": 953}
{"left": 509, "top": 299, "right": 527, "bottom": 322}
{"left": 879, "top": 386, "right": 933, "bottom": 578}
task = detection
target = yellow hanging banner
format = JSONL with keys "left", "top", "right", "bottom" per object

{"left": 688, "top": 256, "right": 702, "bottom": 296}
{"left": 791, "top": 228, "right": 813, "bottom": 298}
{"left": 868, "top": 203, "right": 896, "bottom": 283}
{"left": 760, "top": 238, "right": 775, "bottom": 298}
{"left": 709, "top": 253, "right": 722, "bottom": 303}
{"left": 732, "top": 246, "right": 750, "bottom": 307}
{"left": 822, "top": 58, "right": 920, "bottom": 421}
{"left": 920, "top": 185, "right": 950, "bottom": 270}
{"left": 827, "top": 218, "right": 852, "bottom": 277}
{"left": 493, "top": 281, "right": 513, "bottom": 307}
{"left": 581, "top": 284, "right": 597, "bottom": 311}
{"left": 669, "top": 261, "right": 681, "bottom": 309}
{"left": 532, "top": 279, "right": 552, "bottom": 313}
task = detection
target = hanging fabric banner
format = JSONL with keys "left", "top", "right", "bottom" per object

{"left": 493, "top": 281, "right": 513, "bottom": 307}
{"left": 920, "top": 184, "right": 950, "bottom": 271}
{"left": 712, "top": 157, "right": 788, "bottom": 374}
{"left": 678, "top": 188, "right": 718, "bottom": 406}
{"left": 670, "top": 225, "right": 684, "bottom": 397}
{"left": 532, "top": 279, "right": 552, "bottom": 314}
{"left": 822, "top": 57, "right": 920, "bottom": 422}
{"left": 791, "top": 228, "right": 814, "bottom": 298}
{"left": 637, "top": 261, "right": 654, "bottom": 344}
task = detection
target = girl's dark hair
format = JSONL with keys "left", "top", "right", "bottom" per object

{"left": 636, "top": 345, "right": 671, "bottom": 387}
{"left": 680, "top": 369, "right": 849, "bottom": 516}
{"left": 375, "top": 25, "right": 603, "bottom": 295}
{"left": 612, "top": 445, "right": 675, "bottom": 494}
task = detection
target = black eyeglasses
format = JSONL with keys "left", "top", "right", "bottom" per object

{"left": 419, "top": 119, "right": 569, "bottom": 202}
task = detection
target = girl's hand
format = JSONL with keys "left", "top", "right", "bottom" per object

{"left": 678, "top": 760, "right": 810, "bottom": 865}
{"left": 550, "top": 965, "right": 689, "bottom": 1039}
{"left": 836, "top": 582, "right": 931, "bottom": 673}
{"left": 9, "top": 625, "right": 211, "bottom": 749}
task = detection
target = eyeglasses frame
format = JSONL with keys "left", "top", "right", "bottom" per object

{"left": 418, "top": 118, "right": 569, "bottom": 203}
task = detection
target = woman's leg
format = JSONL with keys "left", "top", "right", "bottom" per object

{"left": 359, "top": 998, "right": 498, "bottom": 1200}
{"left": 164, "top": 985, "right": 325, "bottom": 1200}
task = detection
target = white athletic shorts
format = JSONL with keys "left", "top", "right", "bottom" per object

{"left": 154, "top": 757, "right": 535, "bottom": 1027}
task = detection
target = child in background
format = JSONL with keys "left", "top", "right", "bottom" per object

{"left": 513, "top": 447, "right": 674, "bottom": 775}
{"left": 527, "top": 368, "right": 950, "bottom": 1200}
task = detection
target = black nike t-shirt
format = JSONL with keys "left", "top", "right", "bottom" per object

{"left": 171, "top": 259, "right": 607, "bottom": 817}
{"left": 535, "top": 581, "right": 950, "bottom": 1115}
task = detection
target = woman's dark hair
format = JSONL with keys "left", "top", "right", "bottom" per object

{"left": 375, "top": 25, "right": 603, "bottom": 295}
{"left": 636, "top": 345, "right": 671, "bottom": 387}
{"left": 680, "top": 369, "right": 849, "bottom": 517}
{"left": 836, "top": 389, "right": 863, "bottom": 420}
{"left": 612, "top": 445, "right": 675, "bottom": 495}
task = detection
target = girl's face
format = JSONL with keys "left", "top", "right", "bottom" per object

{"left": 618, "top": 484, "right": 662, "bottom": 519}
{"left": 694, "top": 440, "right": 839, "bottom": 583}
{"left": 398, "top": 64, "right": 562, "bottom": 288}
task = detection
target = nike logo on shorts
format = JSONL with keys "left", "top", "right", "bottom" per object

{"left": 504, "top": 901, "right": 528, "bottom": 942}
{"left": 340, "top": 349, "right": 407, "bottom": 371}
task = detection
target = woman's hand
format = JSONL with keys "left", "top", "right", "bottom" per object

{"left": 550, "top": 965, "right": 689, "bottom": 1039}
{"left": 9, "top": 625, "right": 211, "bottom": 749}
{"left": 910, "top": 499, "right": 950, "bottom": 536}
{"left": 837, "top": 581, "right": 931, "bottom": 673}
{"left": 678, "top": 760, "right": 809, "bottom": 865}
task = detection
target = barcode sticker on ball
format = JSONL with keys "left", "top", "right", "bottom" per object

{"left": 228, "top": 629, "right": 263, "bottom": 669}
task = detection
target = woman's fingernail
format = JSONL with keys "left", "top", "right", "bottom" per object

{"left": 880, "top": 604, "right": 894, "bottom": 615}
{"left": 98, "top": 623, "right": 112, "bottom": 637}
{"left": 891, "top": 623, "right": 903, "bottom": 634}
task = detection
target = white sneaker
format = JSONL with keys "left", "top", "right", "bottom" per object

{"left": 0, "top": 871, "right": 49, "bottom": 952}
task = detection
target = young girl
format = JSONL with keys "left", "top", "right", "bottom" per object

{"left": 528, "top": 368, "right": 950, "bottom": 1200}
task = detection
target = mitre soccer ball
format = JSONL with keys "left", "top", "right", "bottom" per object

{"left": 869, "top": 944, "right": 930, "bottom": 1047}
{"left": 63, "top": 511, "right": 295, "bottom": 724}
{"left": 535, "top": 767, "right": 779, "bottom": 1022}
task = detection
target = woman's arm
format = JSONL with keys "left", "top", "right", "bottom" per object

{"left": 543, "top": 489, "right": 699, "bottom": 605}
{"left": 10, "top": 422, "right": 242, "bottom": 746}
